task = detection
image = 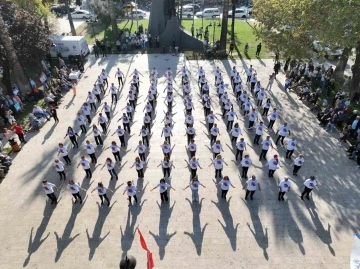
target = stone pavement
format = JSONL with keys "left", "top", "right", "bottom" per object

{"left": 0, "top": 54, "right": 358, "bottom": 269}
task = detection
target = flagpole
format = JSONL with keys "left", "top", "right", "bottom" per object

{"left": 147, "top": 251, "right": 150, "bottom": 269}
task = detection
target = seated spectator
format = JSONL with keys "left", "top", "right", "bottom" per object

{"left": 299, "top": 86, "right": 310, "bottom": 100}
{"left": 32, "top": 105, "right": 50, "bottom": 120}
{"left": 44, "top": 93, "right": 58, "bottom": 107}
{"left": 12, "top": 84, "right": 19, "bottom": 96}
{"left": 5, "top": 110, "right": 16, "bottom": 125}
{"left": 337, "top": 125, "right": 352, "bottom": 145}
{"left": 12, "top": 95, "right": 24, "bottom": 112}
{"left": 3, "top": 128, "right": 17, "bottom": 145}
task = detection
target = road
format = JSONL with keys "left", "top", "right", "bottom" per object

{"left": 52, "top": 16, "right": 86, "bottom": 35}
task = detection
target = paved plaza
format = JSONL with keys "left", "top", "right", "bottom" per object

{"left": 0, "top": 54, "right": 358, "bottom": 268}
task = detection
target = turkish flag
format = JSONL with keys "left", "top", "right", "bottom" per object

{"left": 137, "top": 228, "right": 154, "bottom": 269}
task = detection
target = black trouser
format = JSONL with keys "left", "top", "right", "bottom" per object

{"left": 187, "top": 134, "right": 194, "bottom": 144}
{"left": 251, "top": 82, "right": 256, "bottom": 91}
{"left": 242, "top": 167, "right": 249, "bottom": 178}
{"left": 275, "top": 135, "right": 285, "bottom": 145}
{"left": 69, "top": 136, "right": 78, "bottom": 147}
{"left": 236, "top": 150, "right": 244, "bottom": 161}
{"left": 72, "top": 192, "right": 82, "bottom": 202}
{"left": 95, "top": 94, "right": 101, "bottom": 103}
{"left": 113, "top": 151, "right": 121, "bottom": 162}
{"left": 90, "top": 103, "right": 96, "bottom": 111}
{"left": 163, "top": 152, "right": 170, "bottom": 158}
{"left": 18, "top": 133, "right": 26, "bottom": 143}
{"left": 80, "top": 124, "right": 86, "bottom": 134}
{"left": 129, "top": 195, "right": 138, "bottom": 203}
{"left": 63, "top": 155, "right": 71, "bottom": 164}
{"left": 124, "top": 123, "right": 130, "bottom": 133}
{"left": 127, "top": 112, "right": 132, "bottom": 120}
{"left": 245, "top": 190, "right": 255, "bottom": 199}
{"left": 47, "top": 192, "right": 57, "bottom": 204}
{"left": 145, "top": 122, "right": 151, "bottom": 131}
{"left": 160, "top": 191, "right": 169, "bottom": 202}
{"left": 94, "top": 51, "right": 99, "bottom": 58}
{"left": 139, "top": 153, "right": 146, "bottom": 162}
{"left": 268, "top": 120, "right": 275, "bottom": 129}
{"left": 227, "top": 120, "right": 234, "bottom": 131}
{"left": 142, "top": 135, "right": 149, "bottom": 146}
{"left": 118, "top": 77, "right": 123, "bottom": 86}
{"left": 164, "top": 136, "right": 171, "bottom": 144}
{"left": 105, "top": 112, "right": 111, "bottom": 121}
{"left": 190, "top": 150, "right": 196, "bottom": 158}
{"left": 301, "top": 187, "right": 313, "bottom": 199}
{"left": 84, "top": 168, "right": 92, "bottom": 178}
{"left": 89, "top": 153, "right": 97, "bottom": 163}
{"left": 58, "top": 171, "right": 66, "bottom": 180}
{"left": 204, "top": 107, "right": 210, "bottom": 116}
{"left": 85, "top": 115, "right": 91, "bottom": 123}
{"left": 111, "top": 93, "right": 117, "bottom": 103}
{"left": 208, "top": 122, "right": 214, "bottom": 131}
{"left": 119, "top": 135, "right": 126, "bottom": 147}
{"left": 108, "top": 168, "right": 118, "bottom": 179}
{"left": 253, "top": 134, "right": 261, "bottom": 144}
{"left": 221, "top": 189, "right": 228, "bottom": 199}
{"left": 259, "top": 149, "right": 268, "bottom": 160}
{"left": 137, "top": 168, "right": 144, "bottom": 178}
{"left": 100, "top": 123, "right": 107, "bottom": 133}
{"left": 53, "top": 115, "right": 59, "bottom": 122}
{"left": 94, "top": 135, "right": 103, "bottom": 146}
{"left": 231, "top": 136, "right": 238, "bottom": 142}
{"left": 248, "top": 121, "right": 255, "bottom": 129}
{"left": 293, "top": 165, "right": 301, "bottom": 174}
{"left": 247, "top": 75, "right": 251, "bottom": 82}
{"left": 167, "top": 101, "right": 172, "bottom": 110}
{"left": 163, "top": 167, "right": 170, "bottom": 177}
{"left": 191, "top": 168, "right": 197, "bottom": 178}
{"left": 130, "top": 100, "right": 135, "bottom": 108}
{"left": 103, "top": 78, "right": 108, "bottom": 87}
{"left": 257, "top": 100, "right": 263, "bottom": 106}
{"left": 215, "top": 168, "right": 222, "bottom": 178}
{"left": 222, "top": 108, "right": 229, "bottom": 117}
{"left": 99, "top": 194, "right": 110, "bottom": 205}
{"left": 210, "top": 135, "right": 217, "bottom": 145}
{"left": 213, "top": 152, "right": 220, "bottom": 159}
{"left": 286, "top": 150, "right": 294, "bottom": 158}
{"left": 268, "top": 169, "right": 276, "bottom": 177}
{"left": 278, "top": 191, "right": 286, "bottom": 200}
{"left": 262, "top": 108, "right": 269, "bottom": 116}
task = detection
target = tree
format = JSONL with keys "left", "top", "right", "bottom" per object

{"left": 65, "top": 0, "right": 76, "bottom": 35}
{"left": 0, "top": 1, "right": 51, "bottom": 93}
{"left": 219, "top": 0, "right": 230, "bottom": 50}
{"left": 108, "top": 0, "right": 118, "bottom": 41}
{"left": 230, "top": 0, "right": 235, "bottom": 41}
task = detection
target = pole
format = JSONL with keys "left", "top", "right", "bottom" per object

{"left": 213, "top": 21, "right": 215, "bottom": 44}
{"left": 135, "top": 0, "right": 138, "bottom": 31}
{"left": 192, "top": 0, "right": 195, "bottom": 29}
{"left": 201, "top": 0, "right": 204, "bottom": 28}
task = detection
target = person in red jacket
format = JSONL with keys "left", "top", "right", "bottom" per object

{"left": 12, "top": 123, "right": 26, "bottom": 143}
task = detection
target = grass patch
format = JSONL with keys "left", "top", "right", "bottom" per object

{"left": 3, "top": 146, "right": 12, "bottom": 155}
{"left": 16, "top": 99, "right": 48, "bottom": 127}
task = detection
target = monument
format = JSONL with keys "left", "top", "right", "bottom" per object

{"left": 148, "top": 0, "right": 203, "bottom": 50}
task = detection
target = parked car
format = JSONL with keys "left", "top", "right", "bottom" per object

{"left": 70, "top": 10, "right": 93, "bottom": 19}
{"left": 182, "top": 6, "right": 195, "bottom": 18}
{"left": 312, "top": 41, "right": 344, "bottom": 59}
{"left": 183, "top": 4, "right": 201, "bottom": 13}
{"left": 125, "top": 10, "right": 147, "bottom": 19}
{"left": 228, "top": 8, "right": 248, "bottom": 18}
{"left": 49, "top": 4, "right": 76, "bottom": 14}
{"left": 195, "top": 8, "right": 220, "bottom": 18}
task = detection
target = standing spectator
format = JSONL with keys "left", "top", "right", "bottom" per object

{"left": 255, "top": 43, "right": 262, "bottom": 57}
{"left": 191, "top": 24, "right": 194, "bottom": 37}
{"left": 93, "top": 44, "right": 99, "bottom": 58}
{"left": 243, "top": 175, "right": 261, "bottom": 200}
{"left": 12, "top": 123, "right": 26, "bottom": 143}
{"left": 42, "top": 180, "right": 58, "bottom": 204}
{"left": 155, "top": 35, "right": 160, "bottom": 48}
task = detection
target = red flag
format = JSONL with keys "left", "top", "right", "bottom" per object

{"left": 137, "top": 228, "right": 154, "bottom": 269}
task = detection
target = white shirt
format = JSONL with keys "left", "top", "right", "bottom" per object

{"left": 110, "top": 85, "right": 117, "bottom": 94}
{"left": 269, "top": 111, "right": 279, "bottom": 121}
{"left": 230, "top": 127, "right": 241, "bottom": 137}
{"left": 81, "top": 105, "right": 90, "bottom": 115}
{"left": 67, "top": 183, "right": 80, "bottom": 194}
{"left": 267, "top": 158, "right": 280, "bottom": 170}
{"left": 263, "top": 102, "right": 271, "bottom": 109}
{"left": 98, "top": 116, "right": 107, "bottom": 124}
{"left": 162, "top": 126, "right": 172, "bottom": 137}
{"left": 115, "top": 128, "right": 125, "bottom": 136}
{"left": 106, "top": 161, "right": 115, "bottom": 170}
{"left": 213, "top": 158, "right": 224, "bottom": 169}
{"left": 212, "top": 143, "right": 222, "bottom": 153}
{"left": 133, "top": 161, "right": 144, "bottom": 170}
{"left": 189, "top": 160, "right": 199, "bottom": 169}
{"left": 76, "top": 115, "right": 86, "bottom": 126}
{"left": 294, "top": 157, "right": 304, "bottom": 166}
{"left": 161, "top": 160, "right": 172, "bottom": 168}
{"left": 304, "top": 179, "right": 317, "bottom": 189}
{"left": 240, "top": 93, "right": 248, "bottom": 102}
{"left": 115, "top": 70, "right": 124, "bottom": 78}
{"left": 87, "top": 93, "right": 96, "bottom": 103}
{"left": 53, "top": 161, "right": 65, "bottom": 172}
{"left": 207, "top": 114, "right": 216, "bottom": 123}
{"left": 109, "top": 145, "right": 120, "bottom": 153}
{"left": 188, "top": 143, "right": 197, "bottom": 152}
{"left": 103, "top": 104, "right": 111, "bottom": 113}
{"left": 219, "top": 179, "right": 232, "bottom": 190}
{"left": 156, "top": 183, "right": 170, "bottom": 193}
{"left": 161, "top": 144, "right": 171, "bottom": 153}
{"left": 248, "top": 111, "right": 258, "bottom": 122}
{"left": 287, "top": 139, "right": 297, "bottom": 150}
{"left": 241, "top": 158, "right": 252, "bottom": 167}
{"left": 93, "top": 128, "right": 101, "bottom": 137}
{"left": 136, "top": 145, "right": 146, "bottom": 154}
{"left": 95, "top": 186, "right": 108, "bottom": 195}
{"left": 189, "top": 181, "right": 201, "bottom": 190}
{"left": 164, "top": 115, "right": 172, "bottom": 124}
{"left": 185, "top": 115, "right": 194, "bottom": 124}
{"left": 246, "top": 178, "right": 259, "bottom": 191}
{"left": 43, "top": 183, "right": 56, "bottom": 194}
{"left": 79, "top": 159, "right": 90, "bottom": 169}
{"left": 120, "top": 115, "right": 130, "bottom": 123}
{"left": 58, "top": 146, "right": 68, "bottom": 157}
{"left": 125, "top": 185, "right": 137, "bottom": 196}
{"left": 261, "top": 139, "right": 272, "bottom": 150}
{"left": 186, "top": 127, "right": 195, "bottom": 135}
{"left": 244, "top": 101, "right": 252, "bottom": 111}
{"left": 255, "top": 124, "right": 265, "bottom": 135}
{"left": 140, "top": 128, "right": 149, "bottom": 137}
{"left": 144, "top": 115, "right": 151, "bottom": 123}
{"left": 226, "top": 111, "right": 236, "bottom": 121}
{"left": 278, "top": 125, "right": 290, "bottom": 137}
{"left": 84, "top": 143, "right": 96, "bottom": 154}
{"left": 279, "top": 180, "right": 291, "bottom": 192}
{"left": 257, "top": 90, "right": 266, "bottom": 100}
{"left": 236, "top": 141, "right": 246, "bottom": 151}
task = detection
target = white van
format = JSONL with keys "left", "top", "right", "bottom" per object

{"left": 182, "top": 6, "right": 195, "bottom": 18}
{"left": 49, "top": 35, "right": 90, "bottom": 59}
{"left": 195, "top": 8, "right": 220, "bottom": 18}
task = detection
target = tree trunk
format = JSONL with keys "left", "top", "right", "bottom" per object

{"left": 219, "top": 0, "right": 230, "bottom": 50}
{"left": 0, "top": 12, "right": 30, "bottom": 94}
{"left": 231, "top": 0, "right": 235, "bottom": 41}
{"left": 66, "top": 0, "right": 76, "bottom": 35}
{"left": 350, "top": 42, "right": 360, "bottom": 100}
{"left": 109, "top": 0, "right": 118, "bottom": 40}
{"left": 1, "top": 59, "right": 12, "bottom": 94}
{"left": 332, "top": 47, "right": 351, "bottom": 79}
